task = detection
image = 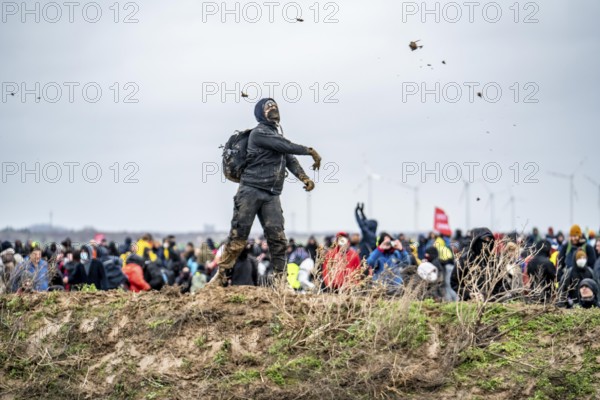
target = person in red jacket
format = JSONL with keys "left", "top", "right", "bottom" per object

{"left": 122, "top": 255, "right": 151, "bottom": 292}
{"left": 322, "top": 232, "right": 362, "bottom": 291}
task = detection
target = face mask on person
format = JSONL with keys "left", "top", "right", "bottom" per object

{"left": 576, "top": 258, "right": 587, "bottom": 268}
{"left": 163, "top": 243, "right": 169, "bottom": 249}
{"left": 337, "top": 237, "right": 348, "bottom": 248}
{"left": 80, "top": 252, "right": 89, "bottom": 261}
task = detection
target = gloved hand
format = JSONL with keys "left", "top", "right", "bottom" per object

{"left": 302, "top": 177, "right": 315, "bottom": 192}
{"left": 308, "top": 148, "right": 321, "bottom": 171}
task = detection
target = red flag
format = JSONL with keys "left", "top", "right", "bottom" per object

{"left": 434, "top": 208, "right": 452, "bottom": 237}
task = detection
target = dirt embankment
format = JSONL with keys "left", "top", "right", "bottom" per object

{"left": 1, "top": 287, "right": 600, "bottom": 399}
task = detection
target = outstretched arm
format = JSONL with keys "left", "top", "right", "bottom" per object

{"left": 355, "top": 206, "right": 368, "bottom": 232}
{"left": 286, "top": 154, "right": 309, "bottom": 180}
{"left": 252, "top": 129, "right": 310, "bottom": 155}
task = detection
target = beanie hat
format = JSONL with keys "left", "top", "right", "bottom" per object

{"left": 589, "top": 230, "right": 596, "bottom": 239}
{"left": 570, "top": 224, "right": 582, "bottom": 237}
{"left": 575, "top": 249, "right": 587, "bottom": 260}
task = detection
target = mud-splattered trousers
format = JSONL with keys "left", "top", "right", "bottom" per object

{"left": 219, "top": 184, "right": 287, "bottom": 274}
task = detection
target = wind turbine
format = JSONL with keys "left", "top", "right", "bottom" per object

{"left": 503, "top": 186, "right": 526, "bottom": 232}
{"left": 548, "top": 159, "right": 585, "bottom": 226}
{"left": 459, "top": 180, "right": 471, "bottom": 231}
{"left": 585, "top": 175, "right": 600, "bottom": 226}
{"left": 386, "top": 178, "right": 420, "bottom": 232}
{"left": 354, "top": 158, "right": 381, "bottom": 216}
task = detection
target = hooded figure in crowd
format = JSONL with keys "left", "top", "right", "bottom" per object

{"left": 527, "top": 240, "right": 557, "bottom": 302}
{"left": 355, "top": 203, "right": 378, "bottom": 258}
{"left": 451, "top": 228, "right": 501, "bottom": 301}
{"left": 65, "top": 245, "right": 108, "bottom": 290}
{"left": 212, "top": 98, "right": 322, "bottom": 286}
{"left": 577, "top": 278, "right": 600, "bottom": 309}
{"left": 560, "top": 249, "right": 596, "bottom": 307}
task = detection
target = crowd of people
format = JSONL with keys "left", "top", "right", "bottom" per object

{"left": 1, "top": 207, "right": 599, "bottom": 309}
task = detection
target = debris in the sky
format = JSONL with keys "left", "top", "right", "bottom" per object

{"left": 241, "top": 92, "right": 249, "bottom": 98}
{"left": 477, "top": 92, "right": 483, "bottom": 98}
{"left": 10, "top": 93, "right": 15, "bottom": 96}
{"left": 477, "top": 197, "right": 481, "bottom": 202}
{"left": 486, "top": 131, "right": 490, "bottom": 134}
{"left": 442, "top": 60, "right": 446, "bottom": 64}
{"left": 427, "top": 64, "right": 431, "bottom": 66}
{"left": 409, "top": 40, "right": 423, "bottom": 51}
{"left": 37, "top": 97, "right": 41, "bottom": 100}
{"left": 296, "top": 18, "right": 304, "bottom": 22}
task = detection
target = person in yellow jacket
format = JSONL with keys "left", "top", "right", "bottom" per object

{"left": 434, "top": 237, "right": 454, "bottom": 264}
{"left": 120, "top": 234, "right": 158, "bottom": 267}
{"left": 135, "top": 234, "right": 158, "bottom": 262}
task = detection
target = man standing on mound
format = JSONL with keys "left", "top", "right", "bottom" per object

{"left": 211, "top": 98, "right": 322, "bottom": 286}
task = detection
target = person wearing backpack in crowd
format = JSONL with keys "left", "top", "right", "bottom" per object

{"left": 142, "top": 248, "right": 166, "bottom": 290}
{"left": 355, "top": 203, "right": 378, "bottom": 259}
{"left": 102, "top": 254, "right": 129, "bottom": 290}
{"left": 557, "top": 225, "right": 596, "bottom": 278}
{"left": 367, "top": 233, "right": 410, "bottom": 291}
{"left": 212, "top": 98, "right": 322, "bottom": 287}
{"left": 560, "top": 249, "right": 596, "bottom": 307}
{"left": 577, "top": 279, "right": 600, "bottom": 309}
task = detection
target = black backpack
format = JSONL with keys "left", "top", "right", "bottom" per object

{"left": 221, "top": 129, "right": 252, "bottom": 183}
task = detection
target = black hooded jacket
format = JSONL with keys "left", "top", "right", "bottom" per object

{"left": 527, "top": 240, "right": 556, "bottom": 301}
{"left": 240, "top": 98, "right": 311, "bottom": 195}
{"left": 355, "top": 206, "right": 378, "bottom": 257}
{"left": 560, "top": 263, "right": 595, "bottom": 305}
{"left": 451, "top": 228, "right": 499, "bottom": 301}
{"left": 578, "top": 278, "right": 600, "bottom": 308}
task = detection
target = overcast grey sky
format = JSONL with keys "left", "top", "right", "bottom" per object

{"left": 1, "top": 0, "right": 600, "bottom": 235}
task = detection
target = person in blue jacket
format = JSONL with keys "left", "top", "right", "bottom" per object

{"left": 367, "top": 232, "right": 410, "bottom": 288}
{"left": 12, "top": 247, "right": 49, "bottom": 292}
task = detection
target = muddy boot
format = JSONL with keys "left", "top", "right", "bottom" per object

{"left": 207, "top": 268, "right": 230, "bottom": 287}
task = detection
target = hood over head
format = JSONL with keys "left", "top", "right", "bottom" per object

{"left": 254, "top": 98, "right": 279, "bottom": 125}
{"left": 126, "top": 254, "right": 145, "bottom": 269}
{"left": 535, "top": 240, "right": 552, "bottom": 258}
{"left": 467, "top": 227, "right": 495, "bottom": 260}
{"left": 366, "top": 219, "right": 378, "bottom": 232}
{"left": 424, "top": 246, "right": 439, "bottom": 261}
{"left": 578, "top": 278, "right": 599, "bottom": 308}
